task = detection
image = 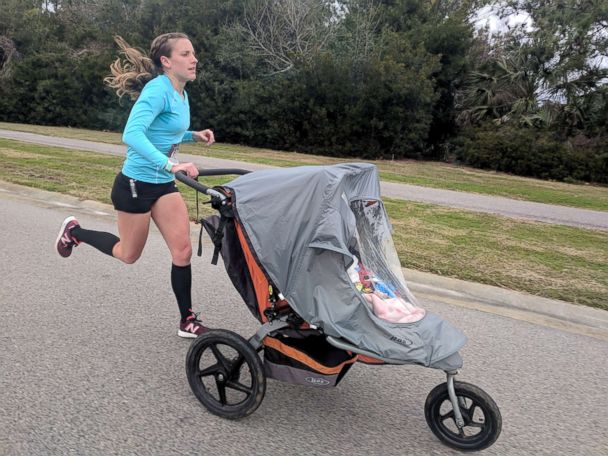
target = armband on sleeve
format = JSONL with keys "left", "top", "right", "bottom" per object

{"left": 164, "top": 159, "right": 175, "bottom": 172}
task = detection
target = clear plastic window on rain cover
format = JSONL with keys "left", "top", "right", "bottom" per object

{"left": 348, "top": 199, "right": 425, "bottom": 323}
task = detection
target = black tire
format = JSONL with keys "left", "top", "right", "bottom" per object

{"left": 186, "top": 329, "right": 266, "bottom": 419}
{"left": 425, "top": 381, "right": 502, "bottom": 452}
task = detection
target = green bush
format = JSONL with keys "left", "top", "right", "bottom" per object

{"left": 454, "top": 124, "right": 608, "bottom": 184}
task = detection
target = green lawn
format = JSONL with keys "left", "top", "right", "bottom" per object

{"left": 1, "top": 121, "right": 607, "bottom": 211}
{"left": 1, "top": 137, "right": 606, "bottom": 310}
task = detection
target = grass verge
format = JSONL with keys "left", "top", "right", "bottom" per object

{"left": 1, "top": 121, "right": 607, "bottom": 211}
{"left": 1, "top": 138, "right": 606, "bottom": 310}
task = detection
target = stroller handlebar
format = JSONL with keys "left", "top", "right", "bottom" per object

{"left": 197, "top": 168, "right": 252, "bottom": 177}
{"left": 174, "top": 168, "right": 251, "bottom": 199}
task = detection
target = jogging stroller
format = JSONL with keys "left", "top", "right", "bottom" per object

{"left": 177, "top": 164, "right": 502, "bottom": 452}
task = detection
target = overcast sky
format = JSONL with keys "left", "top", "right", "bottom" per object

{"left": 473, "top": 4, "right": 533, "bottom": 34}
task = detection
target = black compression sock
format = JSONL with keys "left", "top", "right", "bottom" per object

{"left": 171, "top": 264, "right": 193, "bottom": 321}
{"left": 71, "top": 226, "right": 120, "bottom": 257}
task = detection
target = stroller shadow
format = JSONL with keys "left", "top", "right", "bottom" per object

{"left": 237, "top": 364, "right": 443, "bottom": 450}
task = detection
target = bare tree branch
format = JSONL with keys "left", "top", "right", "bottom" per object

{"left": 242, "top": 0, "right": 336, "bottom": 74}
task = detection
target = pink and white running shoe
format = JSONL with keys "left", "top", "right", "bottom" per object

{"left": 178, "top": 313, "right": 209, "bottom": 338}
{"left": 55, "top": 216, "right": 80, "bottom": 258}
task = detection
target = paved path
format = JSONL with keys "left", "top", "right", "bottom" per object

{"left": 1, "top": 190, "right": 607, "bottom": 456}
{"left": 1, "top": 128, "right": 607, "bottom": 230}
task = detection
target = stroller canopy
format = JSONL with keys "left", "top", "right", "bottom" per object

{"left": 226, "top": 163, "right": 466, "bottom": 368}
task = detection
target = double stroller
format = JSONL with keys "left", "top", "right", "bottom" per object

{"left": 177, "top": 163, "right": 502, "bottom": 452}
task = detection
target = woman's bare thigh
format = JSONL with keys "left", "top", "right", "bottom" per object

{"left": 113, "top": 210, "right": 151, "bottom": 263}
{"left": 151, "top": 192, "right": 191, "bottom": 266}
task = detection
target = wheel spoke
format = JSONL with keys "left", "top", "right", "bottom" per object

{"left": 468, "top": 421, "right": 485, "bottom": 429}
{"left": 440, "top": 410, "right": 455, "bottom": 422}
{"left": 226, "top": 380, "right": 253, "bottom": 395}
{"left": 216, "top": 380, "right": 227, "bottom": 405}
{"left": 197, "top": 363, "right": 221, "bottom": 378}
{"left": 465, "top": 401, "right": 483, "bottom": 425}
{"left": 469, "top": 402, "right": 481, "bottom": 418}
{"left": 228, "top": 355, "right": 245, "bottom": 377}
{"left": 210, "top": 344, "right": 230, "bottom": 370}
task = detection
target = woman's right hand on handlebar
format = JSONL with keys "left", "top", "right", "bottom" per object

{"left": 171, "top": 162, "right": 199, "bottom": 178}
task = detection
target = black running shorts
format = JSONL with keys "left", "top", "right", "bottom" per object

{"left": 111, "top": 172, "right": 179, "bottom": 214}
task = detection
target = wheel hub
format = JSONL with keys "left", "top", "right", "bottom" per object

{"left": 459, "top": 409, "right": 472, "bottom": 426}
{"left": 458, "top": 403, "right": 484, "bottom": 428}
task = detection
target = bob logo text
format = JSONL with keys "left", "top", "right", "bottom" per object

{"left": 305, "top": 377, "right": 331, "bottom": 386}
{"left": 390, "top": 335, "right": 413, "bottom": 346}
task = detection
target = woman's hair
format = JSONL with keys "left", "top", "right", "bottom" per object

{"left": 104, "top": 33, "right": 189, "bottom": 100}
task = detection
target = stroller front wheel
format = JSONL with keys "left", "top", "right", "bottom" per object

{"left": 424, "top": 381, "right": 502, "bottom": 452}
{"left": 186, "top": 329, "right": 266, "bottom": 419}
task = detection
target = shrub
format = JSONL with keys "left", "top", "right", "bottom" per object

{"left": 453, "top": 124, "right": 608, "bottom": 184}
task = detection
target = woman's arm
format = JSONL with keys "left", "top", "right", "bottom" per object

{"left": 171, "top": 130, "right": 214, "bottom": 178}
{"left": 122, "top": 88, "right": 172, "bottom": 170}
{"left": 189, "top": 129, "right": 215, "bottom": 145}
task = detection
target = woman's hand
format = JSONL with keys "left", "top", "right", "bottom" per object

{"left": 194, "top": 129, "right": 215, "bottom": 146}
{"left": 171, "top": 162, "right": 199, "bottom": 178}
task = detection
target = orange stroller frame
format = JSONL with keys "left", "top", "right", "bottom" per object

{"left": 177, "top": 168, "right": 502, "bottom": 452}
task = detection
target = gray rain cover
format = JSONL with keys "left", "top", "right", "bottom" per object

{"left": 227, "top": 163, "right": 466, "bottom": 369}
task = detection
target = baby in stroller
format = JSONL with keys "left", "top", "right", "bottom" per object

{"left": 348, "top": 256, "right": 426, "bottom": 323}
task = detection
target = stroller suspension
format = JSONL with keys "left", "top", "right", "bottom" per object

{"left": 446, "top": 371, "right": 466, "bottom": 428}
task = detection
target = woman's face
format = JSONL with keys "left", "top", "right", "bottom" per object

{"left": 161, "top": 38, "right": 198, "bottom": 83}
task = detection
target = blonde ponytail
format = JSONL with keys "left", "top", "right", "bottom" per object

{"left": 104, "top": 36, "right": 156, "bottom": 100}
{"left": 104, "top": 33, "right": 189, "bottom": 100}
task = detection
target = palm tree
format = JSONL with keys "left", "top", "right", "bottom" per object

{"left": 457, "top": 48, "right": 542, "bottom": 126}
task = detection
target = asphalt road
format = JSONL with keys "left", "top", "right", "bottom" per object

{"left": 1, "top": 191, "right": 607, "bottom": 455}
{"left": 1, "top": 128, "right": 607, "bottom": 231}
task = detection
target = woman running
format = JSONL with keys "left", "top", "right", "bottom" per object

{"left": 55, "top": 33, "right": 213, "bottom": 338}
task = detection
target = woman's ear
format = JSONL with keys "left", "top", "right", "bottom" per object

{"left": 160, "top": 55, "right": 171, "bottom": 69}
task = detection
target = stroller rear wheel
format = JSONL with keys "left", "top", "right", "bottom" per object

{"left": 186, "top": 329, "right": 266, "bottom": 419}
{"left": 425, "top": 381, "right": 501, "bottom": 452}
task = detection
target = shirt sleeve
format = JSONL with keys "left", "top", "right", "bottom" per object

{"left": 122, "top": 85, "right": 171, "bottom": 169}
{"left": 181, "top": 131, "right": 194, "bottom": 143}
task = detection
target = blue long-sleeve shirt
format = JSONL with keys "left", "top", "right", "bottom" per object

{"left": 121, "top": 74, "right": 194, "bottom": 183}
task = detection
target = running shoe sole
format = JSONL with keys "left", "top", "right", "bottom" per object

{"left": 177, "top": 329, "right": 200, "bottom": 339}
